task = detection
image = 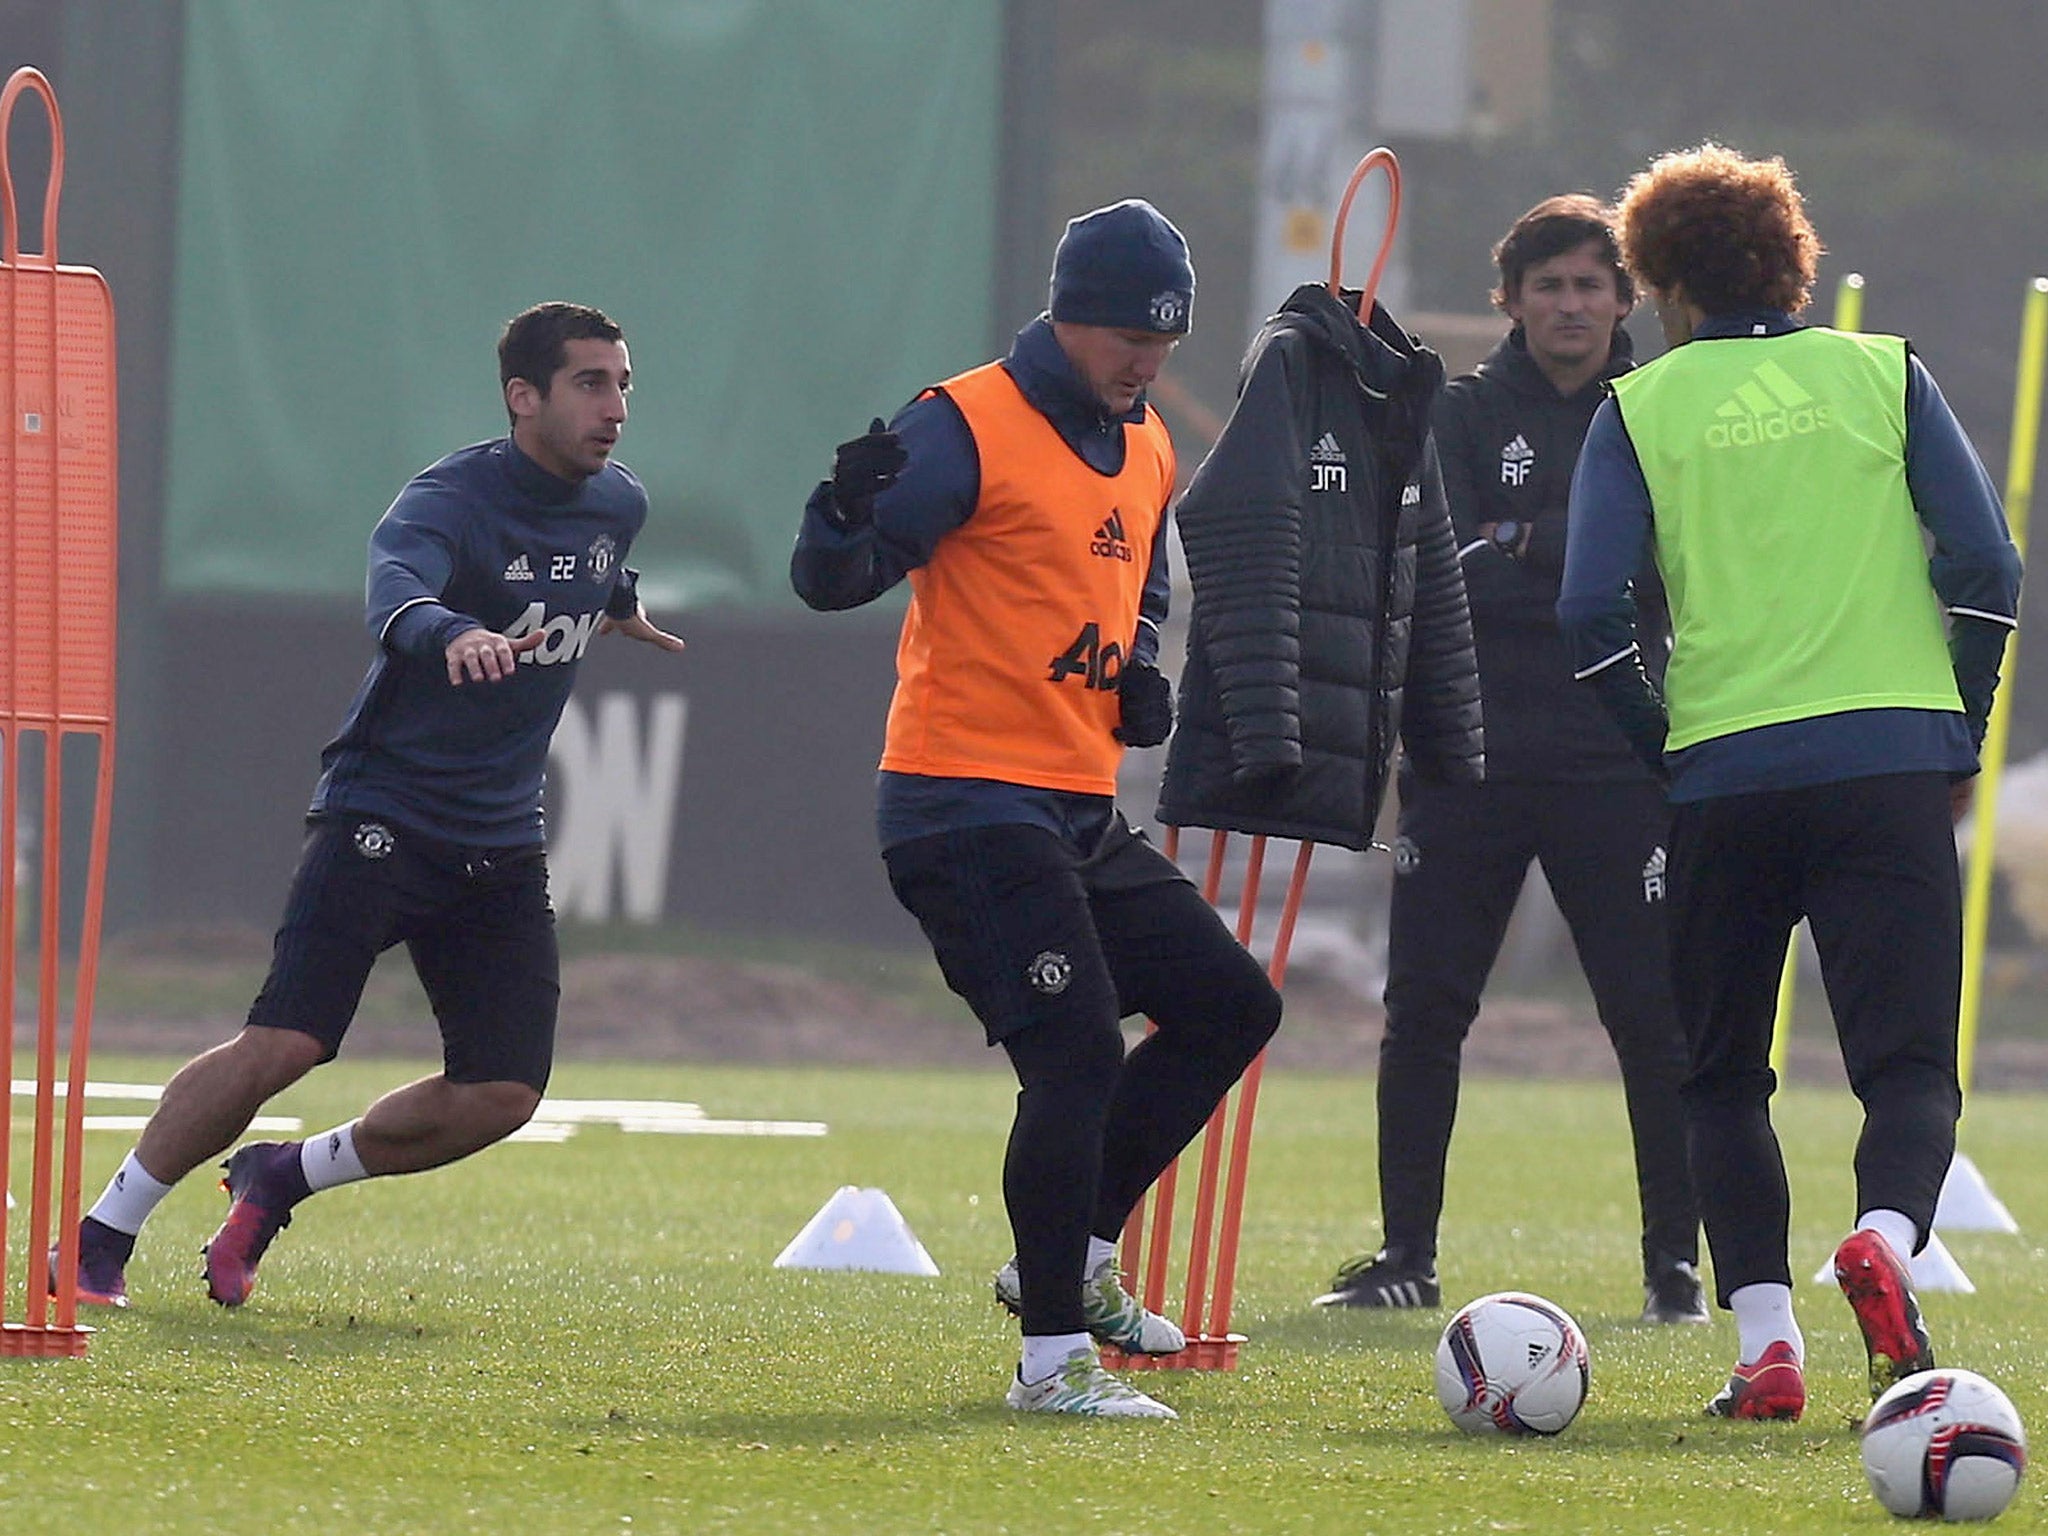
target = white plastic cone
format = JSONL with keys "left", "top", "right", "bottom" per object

{"left": 1906, "top": 1232, "right": 1977, "bottom": 1293}
{"left": 1934, "top": 1153, "right": 2020, "bottom": 1234}
{"left": 773, "top": 1186, "right": 940, "bottom": 1275}
{"left": 1811, "top": 1230, "right": 1975, "bottom": 1293}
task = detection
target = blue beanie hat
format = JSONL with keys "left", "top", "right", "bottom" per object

{"left": 1048, "top": 199, "right": 1195, "bottom": 335}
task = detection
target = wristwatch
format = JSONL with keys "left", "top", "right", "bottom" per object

{"left": 1485, "top": 519, "right": 1527, "bottom": 558}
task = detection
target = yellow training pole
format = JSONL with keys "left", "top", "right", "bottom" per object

{"left": 1767, "top": 944, "right": 1798, "bottom": 1080}
{"left": 1833, "top": 270, "right": 1865, "bottom": 334}
{"left": 1956, "top": 275, "right": 2048, "bottom": 1099}
{"left": 1768, "top": 272, "right": 1867, "bottom": 1078}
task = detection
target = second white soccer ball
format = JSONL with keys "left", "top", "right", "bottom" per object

{"left": 1434, "top": 1290, "right": 1590, "bottom": 1436}
{"left": 1860, "top": 1368, "right": 2027, "bottom": 1521}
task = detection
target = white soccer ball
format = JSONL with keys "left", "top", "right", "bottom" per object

{"left": 1861, "top": 1368, "right": 2027, "bottom": 1521}
{"left": 1434, "top": 1290, "right": 1590, "bottom": 1436}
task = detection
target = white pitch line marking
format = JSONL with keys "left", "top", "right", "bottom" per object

{"left": 11, "top": 1085, "right": 825, "bottom": 1140}
{"left": 506, "top": 1122, "right": 578, "bottom": 1143}
{"left": 78, "top": 1115, "right": 301, "bottom": 1134}
{"left": 614, "top": 1118, "right": 827, "bottom": 1137}
{"left": 532, "top": 1098, "right": 705, "bottom": 1121}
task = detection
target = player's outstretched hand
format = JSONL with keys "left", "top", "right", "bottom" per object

{"left": 827, "top": 417, "right": 906, "bottom": 530}
{"left": 599, "top": 605, "right": 688, "bottom": 652}
{"left": 446, "top": 626, "right": 545, "bottom": 685}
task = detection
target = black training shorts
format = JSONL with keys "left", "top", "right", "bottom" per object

{"left": 244, "top": 815, "right": 560, "bottom": 1091}
{"left": 883, "top": 812, "right": 1214, "bottom": 1046}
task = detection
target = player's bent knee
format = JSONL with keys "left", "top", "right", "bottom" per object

{"left": 459, "top": 1078, "right": 543, "bottom": 1136}
{"left": 1140, "top": 950, "right": 1282, "bottom": 1065}
{"left": 1212, "top": 959, "right": 1282, "bottom": 1057}
{"left": 231, "top": 1024, "right": 328, "bottom": 1086}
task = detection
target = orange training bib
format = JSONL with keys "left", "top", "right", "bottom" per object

{"left": 880, "top": 361, "right": 1175, "bottom": 795}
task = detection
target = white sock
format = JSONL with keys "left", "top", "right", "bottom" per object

{"left": 1085, "top": 1235, "right": 1119, "bottom": 1277}
{"left": 85, "top": 1152, "right": 174, "bottom": 1236}
{"left": 1853, "top": 1209, "right": 1919, "bottom": 1265}
{"left": 1728, "top": 1282, "right": 1803, "bottom": 1366}
{"left": 1020, "top": 1332, "right": 1093, "bottom": 1385}
{"left": 301, "top": 1122, "right": 369, "bottom": 1192}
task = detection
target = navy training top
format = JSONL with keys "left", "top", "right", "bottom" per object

{"left": 312, "top": 436, "right": 645, "bottom": 846}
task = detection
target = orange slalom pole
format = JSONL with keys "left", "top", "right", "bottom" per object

{"left": 1209, "top": 839, "right": 1315, "bottom": 1336}
{"left": 1127, "top": 829, "right": 1230, "bottom": 1317}
{"left": 25, "top": 729, "right": 62, "bottom": 1330}
{"left": 50, "top": 734, "right": 112, "bottom": 1332}
{"left": 1329, "top": 147, "right": 1403, "bottom": 319}
{"left": 0, "top": 65, "right": 42, "bottom": 1329}
{"left": 1176, "top": 836, "right": 1268, "bottom": 1340}
{"left": 0, "top": 67, "right": 117, "bottom": 1355}
{"left": 0, "top": 730, "right": 14, "bottom": 1320}
{"left": 1199, "top": 829, "right": 1229, "bottom": 904}
{"left": 1130, "top": 835, "right": 1196, "bottom": 1302}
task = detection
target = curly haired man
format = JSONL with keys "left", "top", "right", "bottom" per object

{"left": 1559, "top": 144, "right": 2022, "bottom": 1420}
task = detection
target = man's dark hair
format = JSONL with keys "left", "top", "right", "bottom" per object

{"left": 498, "top": 302, "right": 625, "bottom": 425}
{"left": 1490, "top": 193, "right": 1634, "bottom": 311}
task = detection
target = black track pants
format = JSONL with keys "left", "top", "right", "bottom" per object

{"left": 1668, "top": 772, "right": 1962, "bottom": 1304}
{"left": 886, "top": 818, "right": 1281, "bottom": 1335}
{"left": 1378, "top": 778, "right": 1698, "bottom": 1272}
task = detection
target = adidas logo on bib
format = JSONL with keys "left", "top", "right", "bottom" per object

{"left": 1090, "top": 509, "right": 1133, "bottom": 562}
{"left": 1706, "top": 362, "right": 1833, "bottom": 449}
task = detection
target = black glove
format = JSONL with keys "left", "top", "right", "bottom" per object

{"left": 826, "top": 417, "right": 906, "bottom": 530}
{"left": 1113, "top": 661, "right": 1174, "bottom": 747}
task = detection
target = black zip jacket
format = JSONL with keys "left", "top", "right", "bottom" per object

{"left": 1436, "top": 325, "right": 1663, "bottom": 781}
{"left": 1157, "top": 283, "right": 1484, "bottom": 850}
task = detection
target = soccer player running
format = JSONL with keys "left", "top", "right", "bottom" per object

{"left": 792, "top": 200, "right": 1281, "bottom": 1420}
{"left": 1558, "top": 145, "right": 2022, "bottom": 1420}
{"left": 1315, "top": 195, "right": 1705, "bottom": 1325}
{"left": 56, "top": 302, "right": 687, "bottom": 1309}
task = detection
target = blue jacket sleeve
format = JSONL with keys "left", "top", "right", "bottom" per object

{"left": 369, "top": 485, "right": 480, "bottom": 657}
{"left": 790, "top": 393, "right": 979, "bottom": 610}
{"left": 1905, "top": 355, "right": 2024, "bottom": 746}
{"left": 1557, "top": 399, "right": 1669, "bottom": 776}
{"left": 1133, "top": 527, "right": 1171, "bottom": 669}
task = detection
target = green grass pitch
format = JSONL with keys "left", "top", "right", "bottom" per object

{"left": 5, "top": 1057, "right": 2045, "bottom": 1533}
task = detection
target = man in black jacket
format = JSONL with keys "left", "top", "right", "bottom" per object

{"left": 1312, "top": 196, "right": 1705, "bottom": 1323}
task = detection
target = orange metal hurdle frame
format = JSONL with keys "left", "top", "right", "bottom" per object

{"left": 0, "top": 66, "right": 120, "bottom": 1358}
{"left": 1103, "top": 149, "right": 1402, "bottom": 1372}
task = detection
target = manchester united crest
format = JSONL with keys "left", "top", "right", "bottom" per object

{"left": 1026, "top": 950, "right": 1073, "bottom": 995}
